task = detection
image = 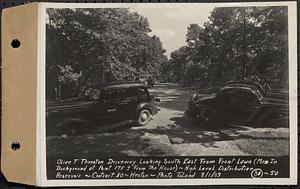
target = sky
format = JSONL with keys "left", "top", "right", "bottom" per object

{"left": 130, "top": 5, "right": 215, "bottom": 56}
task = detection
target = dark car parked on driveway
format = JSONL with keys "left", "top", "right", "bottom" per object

{"left": 46, "top": 83, "right": 160, "bottom": 136}
{"left": 225, "top": 80, "right": 288, "bottom": 101}
{"left": 186, "top": 81, "right": 289, "bottom": 128}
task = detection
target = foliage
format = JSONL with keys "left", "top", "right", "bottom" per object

{"left": 46, "top": 8, "right": 167, "bottom": 101}
{"left": 167, "top": 6, "right": 288, "bottom": 88}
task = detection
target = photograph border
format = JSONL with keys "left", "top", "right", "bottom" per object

{"left": 37, "top": 2, "right": 297, "bottom": 186}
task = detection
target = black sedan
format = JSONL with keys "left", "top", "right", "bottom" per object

{"left": 185, "top": 81, "right": 289, "bottom": 128}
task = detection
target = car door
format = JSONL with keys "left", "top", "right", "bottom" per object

{"left": 90, "top": 88, "right": 124, "bottom": 124}
{"left": 215, "top": 88, "right": 237, "bottom": 122}
{"left": 118, "top": 86, "right": 150, "bottom": 119}
{"left": 231, "top": 89, "right": 260, "bottom": 124}
{"left": 119, "top": 87, "right": 139, "bottom": 119}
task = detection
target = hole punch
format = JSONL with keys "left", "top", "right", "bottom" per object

{"left": 11, "top": 39, "right": 21, "bottom": 48}
{"left": 11, "top": 142, "right": 21, "bottom": 151}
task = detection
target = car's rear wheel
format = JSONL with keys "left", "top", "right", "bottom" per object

{"left": 196, "top": 106, "right": 216, "bottom": 125}
{"left": 137, "top": 109, "right": 151, "bottom": 126}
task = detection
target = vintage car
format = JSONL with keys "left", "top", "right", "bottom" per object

{"left": 225, "top": 80, "right": 288, "bottom": 101}
{"left": 185, "top": 81, "right": 289, "bottom": 127}
{"left": 46, "top": 83, "right": 160, "bottom": 136}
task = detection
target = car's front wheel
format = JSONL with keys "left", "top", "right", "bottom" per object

{"left": 137, "top": 109, "right": 151, "bottom": 126}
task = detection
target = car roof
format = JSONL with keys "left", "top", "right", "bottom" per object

{"left": 225, "top": 80, "right": 266, "bottom": 94}
{"left": 220, "top": 84, "right": 263, "bottom": 100}
{"left": 226, "top": 80, "right": 261, "bottom": 87}
{"left": 222, "top": 84, "right": 258, "bottom": 92}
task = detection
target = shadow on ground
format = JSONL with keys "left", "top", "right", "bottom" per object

{"left": 47, "top": 114, "right": 289, "bottom": 158}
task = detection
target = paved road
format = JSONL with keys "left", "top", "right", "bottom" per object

{"left": 47, "top": 83, "right": 289, "bottom": 157}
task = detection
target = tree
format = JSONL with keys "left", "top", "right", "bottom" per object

{"left": 46, "top": 8, "right": 167, "bottom": 101}
{"left": 167, "top": 6, "right": 288, "bottom": 88}
{"left": 168, "top": 47, "right": 190, "bottom": 82}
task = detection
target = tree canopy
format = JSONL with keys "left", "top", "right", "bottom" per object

{"left": 166, "top": 6, "right": 288, "bottom": 88}
{"left": 46, "top": 8, "right": 167, "bottom": 101}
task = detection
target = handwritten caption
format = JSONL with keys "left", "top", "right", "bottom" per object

{"left": 53, "top": 157, "right": 286, "bottom": 179}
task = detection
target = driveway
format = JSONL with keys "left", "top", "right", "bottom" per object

{"left": 47, "top": 83, "right": 289, "bottom": 157}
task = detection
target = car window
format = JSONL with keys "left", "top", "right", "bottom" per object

{"left": 227, "top": 90, "right": 258, "bottom": 108}
{"left": 216, "top": 89, "right": 235, "bottom": 103}
{"left": 217, "top": 88, "right": 258, "bottom": 106}
{"left": 124, "top": 87, "right": 137, "bottom": 98}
